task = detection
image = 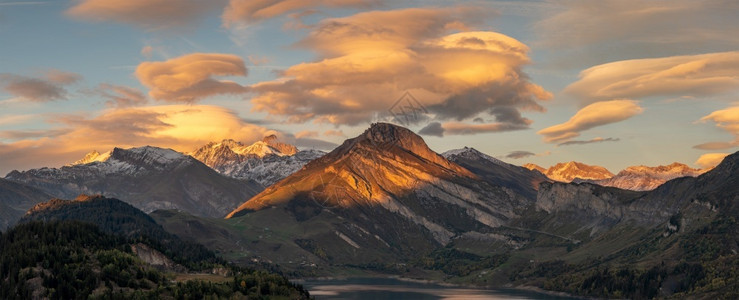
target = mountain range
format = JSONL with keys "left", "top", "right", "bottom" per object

{"left": 5, "top": 146, "right": 263, "bottom": 218}
{"left": 1, "top": 122, "right": 736, "bottom": 298}
{"left": 525, "top": 161, "right": 706, "bottom": 191}
{"left": 189, "top": 135, "right": 325, "bottom": 187}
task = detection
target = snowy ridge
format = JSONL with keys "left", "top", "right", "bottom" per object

{"left": 69, "top": 150, "right": 111, "bottom": 166}
{"left": 8, "top": 146, "right": 193, "bottom": 181}
{"left": 189, "top": 137, "right": 324, "bottom": 187}
{"left": 543, "top": 161, "right": 614, "bottom": 182}
{"left": 591, "top": 162, "right": 706, "bottom": 191}
{"left": 442, "top": 147, "right": 510, "bottom": 168}
{"left": 527, "top": 160, "right": 706, "bottom": 191}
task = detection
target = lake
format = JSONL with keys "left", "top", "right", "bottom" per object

{"left": 296, "top": 278, "right": 577, "bottom": 299}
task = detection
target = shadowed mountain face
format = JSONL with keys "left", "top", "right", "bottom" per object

{"left": 0, "top": 178, "right": 52, "bottom": 229}
{"left": 443, "top": 147, "right": 549, "bottom": 201}
{"left": 5, "top": 146, "right": 263, "bottom": 218}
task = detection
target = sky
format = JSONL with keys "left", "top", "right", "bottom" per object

{"left": 1, "top": 0, "right": 739, "bottom": 176}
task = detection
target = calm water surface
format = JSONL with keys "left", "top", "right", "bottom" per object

{"left": 296, "top": 278, "right": 577, "bottom": 300}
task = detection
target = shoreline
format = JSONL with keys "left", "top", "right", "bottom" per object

{"left": 291, "top": 275, "right": 582, "bottom": 299}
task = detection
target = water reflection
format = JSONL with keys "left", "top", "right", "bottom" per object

{"left": 297, "top": 278, "right": 576, "bottom": 300}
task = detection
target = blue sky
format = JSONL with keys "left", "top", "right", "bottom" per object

{"left": 1, "top": 0, "right": 739, "bottom": 175}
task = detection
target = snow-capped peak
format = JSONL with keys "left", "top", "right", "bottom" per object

{"left": 241, "top": 141, "right": 283, "bottom": 158}
{"left": 619, "top": 162, "right": 704, "bottom": 178}
{"left": 442, "top": 147, "right": 507, "bottom": 167}
{"left": 118, "top": 146, "right": 187, "bottom": 166}
{"left": 590, "top": 162, "right": 707, "bottom": 191}
{"left": 69, "top": 150, "right": 112, "bottom": 166}
{"left": 523, "top": 163, "right": 546, "bottom": 173}
{"left": 187, "top": 136, "right": 321, "bottom": 186}
{"left": 545, "top": 161, "right": 614, "bottom": 182}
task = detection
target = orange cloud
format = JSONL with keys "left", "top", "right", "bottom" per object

{"left": 249, "top": 8, "right": 550, "bottom": 127}
{"left": 66, "top": 0, "right": 221, "bottom": 31}
{"left": 694, "top": 105, "right": 739, "bottom": 150}
{"left": 566, "top": 51, "right": 739, "bottom": 103}
{"left": 0, "top": 105, "right": 273, "bottom": 175}
{"left": 538, "top": 100, "right": 643, "bottom": 143}
{"left": 695, "top": 152, "right": 730, "bottom": 169}
{"left": 222, "top": 0, "right": 379, "bottom": 27}
{"left": 135, "top": 53, "right": 249, "bottom": 103}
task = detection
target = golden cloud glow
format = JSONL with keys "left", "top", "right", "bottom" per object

{"left": 695, "top": 152, "right": 730, "bottom": 169}
{"left": 249, "top": 8, "right": 550, "bottom": 126}
{"left": 566, "top": 51, "right": 739, "bottom": 102}
{"left": 694, "top": 105, "right": 739, "bottom": 150}
{"left": 135, "top": 53, "right": 249, "bottom": 103}
{"left": 538, "top": 100, "right": 643, "bottom": 143}
{"left": 0, "top": 105, "right": 272, "bottom": 174}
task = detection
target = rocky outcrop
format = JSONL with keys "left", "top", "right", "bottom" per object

{"left": 131, "top": 243, "right": 186, "bottom": 272}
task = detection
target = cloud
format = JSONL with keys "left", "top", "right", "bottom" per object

{"left": 0, "top": 70, "right": 82, "bottom": 102}
{"left": 222, "top": 0, "right": 379, "bottom": 27}
{"left": 92, "top": 83, "right": 148, "bottom": 108}
{"left": 66, "top": 0, "right": 223, "bottom": 31}
{"left": 295, "top": 130, "right": 318, "bottom": 139}
{"left": 443, "top": 122, "right": 529, "bottom": 135}
{"left": 0, "top": 129, "right": 71, "bottom": 140}
{"left": 536, "top": 0, "right": 739, "bottom": 66}
{"left": 695, "top": 152, "right": 730, "bottom": 169}
{"left": 135, "top": 53, "right": 249, "bottom": 103}
{"left": 538, "top": 100, "right": 643, "bottom": 143}
{"left": 0, "top": 114, "right": 35, "bottom": 126}
{"left": 418, "top": 122, "right": 444, "bottom": 137}
{"left": 694, "top": 105, "right": 739, "bottom": 150}
{"left": 505, "top": 150, "right": 535, "bottom": 159}
{"left": 566, "top": 51, "right": 739, "bottom": 103}
{"left": 45, "top": 69, "right": 83, "bottom": 85}
{"left": 0, "top": 105, "right": 273, "bottom": 175}
{"left": 419, "top": 121, "right": 529, "bottom": 137}
{"left": 558, "top": 137, "right": 620, "bottom": 146}
{"left": 248, "top": 7, "right": 550, "bottom": 126}
{"left": 141, "top": 46, "right": 154, "bottom": 58}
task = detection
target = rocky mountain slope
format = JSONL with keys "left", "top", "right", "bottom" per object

{"left": 443, "top": 147, "right": 549, "bottom": 201}
{"left": 189, "top": 136, "right": 324, "bottom": 186}
{"left": 222, "top": 123, "right": 531, "bottom": 265}
{"left": 0, "top": 178, "right": 52, "bottom": 229}
{"left": 516, "top": 152, "right": 739, "bottom": 298}
{"left": 5, "top": 146, "right": 263, "bottom": 218}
